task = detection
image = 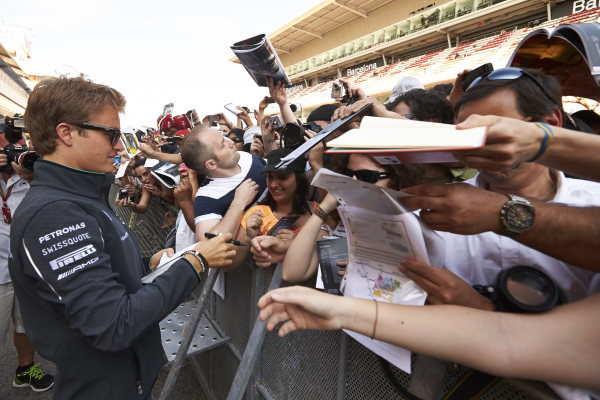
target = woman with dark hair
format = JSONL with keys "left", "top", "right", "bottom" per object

{"left": 228, "top": 148, "right": 312, "bottom": 270}
{"left": 277, "top": 153, "right": 416, "bottom": 283}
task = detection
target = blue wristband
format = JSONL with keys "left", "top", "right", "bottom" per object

{"left": 527, "top": 122, "right": 553, "bottom": 162}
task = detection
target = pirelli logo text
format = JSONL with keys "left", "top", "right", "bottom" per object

{"left": 49, "top": 245, "right": 97, "bottom": 271}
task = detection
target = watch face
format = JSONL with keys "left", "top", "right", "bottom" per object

{"left": 506, "top": 203, "right": 534, "bottom": 229}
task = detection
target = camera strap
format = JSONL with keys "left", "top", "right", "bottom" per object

{"left": 0, "top": 185, "right": 14, "bottom": 223}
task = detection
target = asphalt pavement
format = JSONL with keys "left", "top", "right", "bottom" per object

{"left": 0, "top": 328, "right": 206, "bottom": 400}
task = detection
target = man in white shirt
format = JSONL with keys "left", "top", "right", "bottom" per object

{"left": 0, "top": 118, "right": 53, "bottom": 392}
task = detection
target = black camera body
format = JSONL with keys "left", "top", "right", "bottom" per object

{"left": 3, "top": 116, "right": 26, "bottom": 144}
{"left": 268, "top": 115, "right": 283, "bottom": 131}
{"left": 160, "top": 139, "right": 180, "bottom": 154}
{"left": 118, "top": 188, "right": 131, "bottom": 201}
{"left": 0, "top": 144, "right": 39, "bottom": 173}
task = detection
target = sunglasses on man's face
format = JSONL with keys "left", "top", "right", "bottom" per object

{"left": 75, "top": 122, "right": 122, "bottom": 146}
{"left": 342, "top": 168, "right": 390, "bottom": 183}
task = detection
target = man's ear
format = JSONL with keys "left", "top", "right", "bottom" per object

{"left": 55, "top": 122, "right": 76, "bottom": 146}
{"left": 545, "top": 108, "right": 563, "bottom": 128}
{"left": 205, "top": 159, "right": 217, "bottom": 172}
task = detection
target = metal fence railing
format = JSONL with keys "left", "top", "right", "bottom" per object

{"left": 109, "top": 184, "right": 559, "bottom": 400}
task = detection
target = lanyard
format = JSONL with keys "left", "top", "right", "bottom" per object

{"left": 0, "top": 185, "right": 13, "bottom": 224}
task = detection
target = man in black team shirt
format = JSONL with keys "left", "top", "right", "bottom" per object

{"left": 8, "top": 75, "right": 236, "bottom": 399}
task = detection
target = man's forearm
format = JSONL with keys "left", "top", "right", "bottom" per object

{"left": 279, "top": 103, "right": 296, "bottom": 125}
{"left": 540, "top": 127, "right": 600, "bottom": 181}
{"left": 515, "top": 202, "right": 600, "bottom": 271}
{"left": 199, "top": 200, "right": 246, "bottom": 241}
{"left": 146, "top": 150, "right": 183, "bottom": 165}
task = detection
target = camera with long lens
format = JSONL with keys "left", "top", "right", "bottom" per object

{"left": 289, "top": 103, "right": 302, "bottom": 114}
{"left": 0, "top": 144, "right": 39, "bottom": 173}
{"left": 473, "top": 265, "right": 564, "bottom": 313}
{"left": 0, "top": 116, "right": 39, "bottom": 173}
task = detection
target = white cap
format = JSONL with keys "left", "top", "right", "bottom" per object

{"left": 385, "top": 77, "right": 424, "bottom": 105}
{"left": 243, "top": 125, "right": 262, "bottom": 146}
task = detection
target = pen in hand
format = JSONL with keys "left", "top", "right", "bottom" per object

{"left": 204, "top": 232, "right": 247, "bottom": 246}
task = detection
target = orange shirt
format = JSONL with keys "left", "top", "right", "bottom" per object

{"left": 241, "top": 205, "right": 303, "bottom": 236}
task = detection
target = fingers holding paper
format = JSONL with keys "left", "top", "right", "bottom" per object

{"left": 398, "top": 258, "right": 494, "bottom": 311}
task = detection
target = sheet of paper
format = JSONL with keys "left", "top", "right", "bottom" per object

{"left": 311, "top": 168, "right": 437, "bottom": 373}
{"left": 144, "top": 158, "right": 160, "bottom": 168}
{"left": 344, "top": 330, "right": 412, "bottom": 373}
{"left": 213, "top": 269, "right": 225, "bottom": 299}
{"left": 224, "top": 103, "right": 242, "bottom": 115}
{"left": 311, "top": 168, "right": 410, "bottom": 212}
{"left": 141, "top": 243, "right": 197, "bottom": 284}
{"left": 115, "top": 162, "right": 129, "bottom": 179}
{"left": 338, "top": 206, "right": 429, "bottom": 374}
{"left": 327, "top": 125, "right": 486, "bottom": 149}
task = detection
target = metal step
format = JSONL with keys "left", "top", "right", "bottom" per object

{"left": 160, "top": 301, "right": 229, "bottom": 362}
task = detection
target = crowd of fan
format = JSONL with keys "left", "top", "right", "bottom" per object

{"left": 3, "top": 26, "right": 600, "bottom": 397}
{"left": 105, "top": 58, "right": 600, "bottom": 397}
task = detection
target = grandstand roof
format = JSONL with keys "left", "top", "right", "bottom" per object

{"left": 230, "top": 0, "right": 394, "bottom": 63}
{"left": 0, "top": 42, "right": 31, "bottom": 93}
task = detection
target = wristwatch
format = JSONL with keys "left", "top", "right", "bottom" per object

{"left": 499, "top": 194, "right": 535, "bottom": 237}
{"left": 181, "top": 250, "right": 208, "bottom": 274}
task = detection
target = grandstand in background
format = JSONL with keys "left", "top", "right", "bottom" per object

{"left": 0, "top": 22, "right": 34, "bottom": 116}
{"left": 233, "top": 0, "right": 600, "bottom": 117}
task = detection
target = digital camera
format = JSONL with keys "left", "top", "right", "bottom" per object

{"left": 0, "top": 144, "right": 39, "bottom": 173}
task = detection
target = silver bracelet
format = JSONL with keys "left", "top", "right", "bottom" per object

{"left": 181, "top": 250, "right": 207, "bottom": 274}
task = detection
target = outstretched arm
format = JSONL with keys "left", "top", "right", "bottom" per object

{"left": 281, "top": 194, "right": 338, "bottom": 282}
{"left": 400, "top": 183, "right": 600, "bottom": 272}
{"left": 258, "top": 286, "right": 600, "bottom": 391}
{"left": 455, "top": 114, "right": 600, "bottom": 181}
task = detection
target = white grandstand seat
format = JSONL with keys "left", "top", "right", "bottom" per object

{"left": 286, "top": 9, "right": 600, "bottom": 108}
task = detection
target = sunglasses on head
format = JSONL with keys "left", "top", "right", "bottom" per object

{"left": 75, "top": 122, "right": 122, "bottom": 146}
{"left": 229, "top": 136, "right": 243, "bottom": 144}
{"left": 342, "top": 168, "right": 390, "bottom": 183}
{"left": 467, "top": 67, "right": 558, "bottom": 106}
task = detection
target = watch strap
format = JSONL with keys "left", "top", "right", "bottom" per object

{"left": 499, "top": 194, "right": 534, "bottom": 237}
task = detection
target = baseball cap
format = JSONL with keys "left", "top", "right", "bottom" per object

{"left": 263, "top": 148, "right": 305, "bottom": 174}
{"left": 159, "top": 114, "right": 175, "bottom": 133}
{"left": 173, "top": 114, "right": 191, "bottom": 130}
{"left": 385, "top": 77, "right": 424, "bottom": 105}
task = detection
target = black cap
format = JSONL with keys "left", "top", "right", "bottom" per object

{"left": 307, "top": 104, "right": 338, "bottom": 123}
{"left": 264, "top": 148, "right": 305, "bottom": 174}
